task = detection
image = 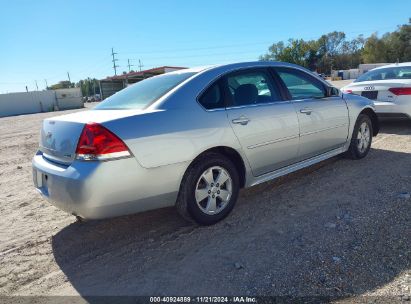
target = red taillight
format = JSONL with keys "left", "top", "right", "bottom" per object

{"left": 75, "top": 122, "right": 131, "bottom": 160}
{"left": 388, "top": 87, "right": 411, "bottom": 95}
{"left": 343, "top": 89, "right": 353, "bottom": 94}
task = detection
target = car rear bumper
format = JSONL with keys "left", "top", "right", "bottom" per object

{"left": 374, "top": 100, "right": 411, "bottom": 118}
{"left": 32, "top": 152, "right": 187, "bottom": 219}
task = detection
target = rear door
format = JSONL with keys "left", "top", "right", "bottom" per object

{"left": 223, "top": 68, "right": 300, "bottom": 176}
{"left": 274, "top": 67, "right": 349, "bottom": 161}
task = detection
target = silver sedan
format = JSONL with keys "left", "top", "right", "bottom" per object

{"left": 32, "top": 61, "right": 379, "bottom": 225}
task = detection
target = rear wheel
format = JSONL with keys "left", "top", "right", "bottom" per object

{"left": 346, "top": 114, "right": 373, "bottom": 159}
{"left": 176, "top": 152, "right": 240, "bottom": 225}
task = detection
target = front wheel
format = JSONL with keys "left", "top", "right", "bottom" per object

{"left": 346, "top": 114, "right": 373, "bottom": 159}
{"left": 176, "top": 152, "right": 240, "bottom": 225}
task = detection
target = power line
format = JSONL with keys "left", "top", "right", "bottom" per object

{"left": 3, "top": 24, "right": 398, "bottom": 92}
{"left": 130, "top": 50, "right": 262, "bottom": 62}
{"left": 120, "top": 26, "right": 396, "bottom": 56}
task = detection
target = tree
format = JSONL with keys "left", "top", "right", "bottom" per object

{"left": 76, "top": 78, "right": 100, "bottom": 97}
{"left": 49, "top": 81, "right": 73, "bottom": 90}
{"left": 260, "top": 31, "right": 366, "bottom": 73}
{"left": 259, "top": 18, "right": 410, "bottom": 72}
{"left": 362, "top": 19, "right": 411, "bottom": 63}
{"left": 260, "top": 39, "right": 316, "bottom": 69}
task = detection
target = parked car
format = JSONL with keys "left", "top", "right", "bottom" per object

{"left": 94, "top": 94, "right": 101, "bottom": 102}
{"left": 32, "top": 61, "right": 379, "bottom": 225}
{"left": 341, "top": 62, "right": 411, "bottom": 119}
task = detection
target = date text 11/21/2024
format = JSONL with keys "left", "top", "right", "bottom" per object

{"left": 149, "top": 296, "right": 257, "bottom": 303}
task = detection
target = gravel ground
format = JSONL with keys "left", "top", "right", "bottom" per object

{"left": 0, "top": 104, "right": 410, "bottom": 302}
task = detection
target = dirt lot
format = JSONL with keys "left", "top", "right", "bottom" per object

{"left": 0, "top": 104, "right": 410, "bottom": 301}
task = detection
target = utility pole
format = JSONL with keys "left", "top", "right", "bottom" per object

{"left": 67, "top": 72, "right": 71, "bottom": 87}
{"left": 111, "top": 47, "right": 119, "bottom": 75}
{"left": 44, "top": 79, "right": 48, "bottom": 90}
{"left": 35, "top": 80, "right": 39, "bottom": 91}
{"left": 127, "top": 59, "right": 134, "bottom": 72}
{"left": 138, "top": 59, "right": 144, "bottom": 72}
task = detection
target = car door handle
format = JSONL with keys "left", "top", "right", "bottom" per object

{"left": 232, "top": 116, "right": 250, "bottom": 125}
{"left": 300, "top": 108, "right": 313, "bottom": 115}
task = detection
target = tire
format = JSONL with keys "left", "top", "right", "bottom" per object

{"left": 176, "top": 152, "right": 240, "bottom": 225}
{"left": 346, "top": 114, "right": 373, "bottom": 159}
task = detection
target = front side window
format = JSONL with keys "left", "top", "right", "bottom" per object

{"left": 276, "top": 68, "right": 326, "bottom": 100}
{"left": 95, "top": 72, "right": 196, "bottom": 110}
{"left": 355, "top": 66, "right": 411, "bottom": 82}
{"left": 226, "top": 70, "right": 281, "bottom": 106}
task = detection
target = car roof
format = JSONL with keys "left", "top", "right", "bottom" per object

{"left": 203, "top": 61, "right": 313, "bottom": 72}
{"left": 372, "top": 62, "right": 411, "bottom": 70}
{"left": 170, "top": 61, "right": 316, "bottom": 75}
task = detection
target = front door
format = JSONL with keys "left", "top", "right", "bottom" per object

{"left": 275, "top": 67, "right": 349, "bottom": 161}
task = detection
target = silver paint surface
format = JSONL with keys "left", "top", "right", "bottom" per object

{"left": 32, "top": 61, "right": 376, "bottom": 219}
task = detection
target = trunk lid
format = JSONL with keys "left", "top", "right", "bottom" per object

{"left": 39, "top": 109, "right": 146, "bottom": 165}
{"left": 344, "top": 80, "right": 407, "bottom": 102}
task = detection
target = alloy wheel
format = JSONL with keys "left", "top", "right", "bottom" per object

{"left": 195, "top": 166, "right": 233, "bottom": 215}
{"left": 357, "top": 122, "right": 371, "bottom": 153}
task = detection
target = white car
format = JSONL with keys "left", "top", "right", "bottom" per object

{"left": 341, "top": 62, "right": 411, "bottom": 119}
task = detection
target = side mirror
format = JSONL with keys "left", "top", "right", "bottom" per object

{"left": 327, "top": 87, "right": 340, "bottom": 97}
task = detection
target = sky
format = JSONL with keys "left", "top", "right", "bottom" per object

{"left": 0, "top": 0, "right": 410, "bottom": 93}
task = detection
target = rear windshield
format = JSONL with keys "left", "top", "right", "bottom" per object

{"left": 95, "top": 72, "right": 196, "bottom": 109}
{"left": 355, "top": 66, "right": 411, "bottom": 82}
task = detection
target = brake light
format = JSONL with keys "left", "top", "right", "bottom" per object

{"left": 388, "top": 87, "right": 411, "bottom": 95}
{"left": 343, "top": 89, "right": 353, "bottom": 94}
{"left": 75, "top": 122, "right": 131, "bottom": 160}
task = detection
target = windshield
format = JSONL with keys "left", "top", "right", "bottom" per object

{"left": 355, "top": 66, "right": 411, "bottom": 82}
{"left": 95, "top": 72, "right": 197, "bottom": 109}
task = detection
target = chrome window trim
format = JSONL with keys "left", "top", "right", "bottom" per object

{"left": 289, "top": 95, "right": 343, "bottom": 103}
{"left": 225, "top": 100, "right": 291, "bottom": 110}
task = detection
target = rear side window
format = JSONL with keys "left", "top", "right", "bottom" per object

{"left": 226, "top": 70, "right": 281, "bottom": 106}
{"left": 355, "top": 66, "right": 411, "bottom": 82}
{"left": 199, "top": 82, "right": 224, "bottom": 110}
{"left": 276, "top": 68, "right": 326, "bottom": 100}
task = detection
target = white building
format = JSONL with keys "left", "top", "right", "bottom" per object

{"left": 332, "top": 63, "right": 393, "bottom": 80}
{"left": 359, "top": 63, "right": 392, "bottom": 74}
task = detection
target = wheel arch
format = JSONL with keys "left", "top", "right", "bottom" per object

{"left": 359, "top": 107, "right": 379, "bottom": 136}
{"left": 187, "top": 146, "right": 247, "bottom": 188}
